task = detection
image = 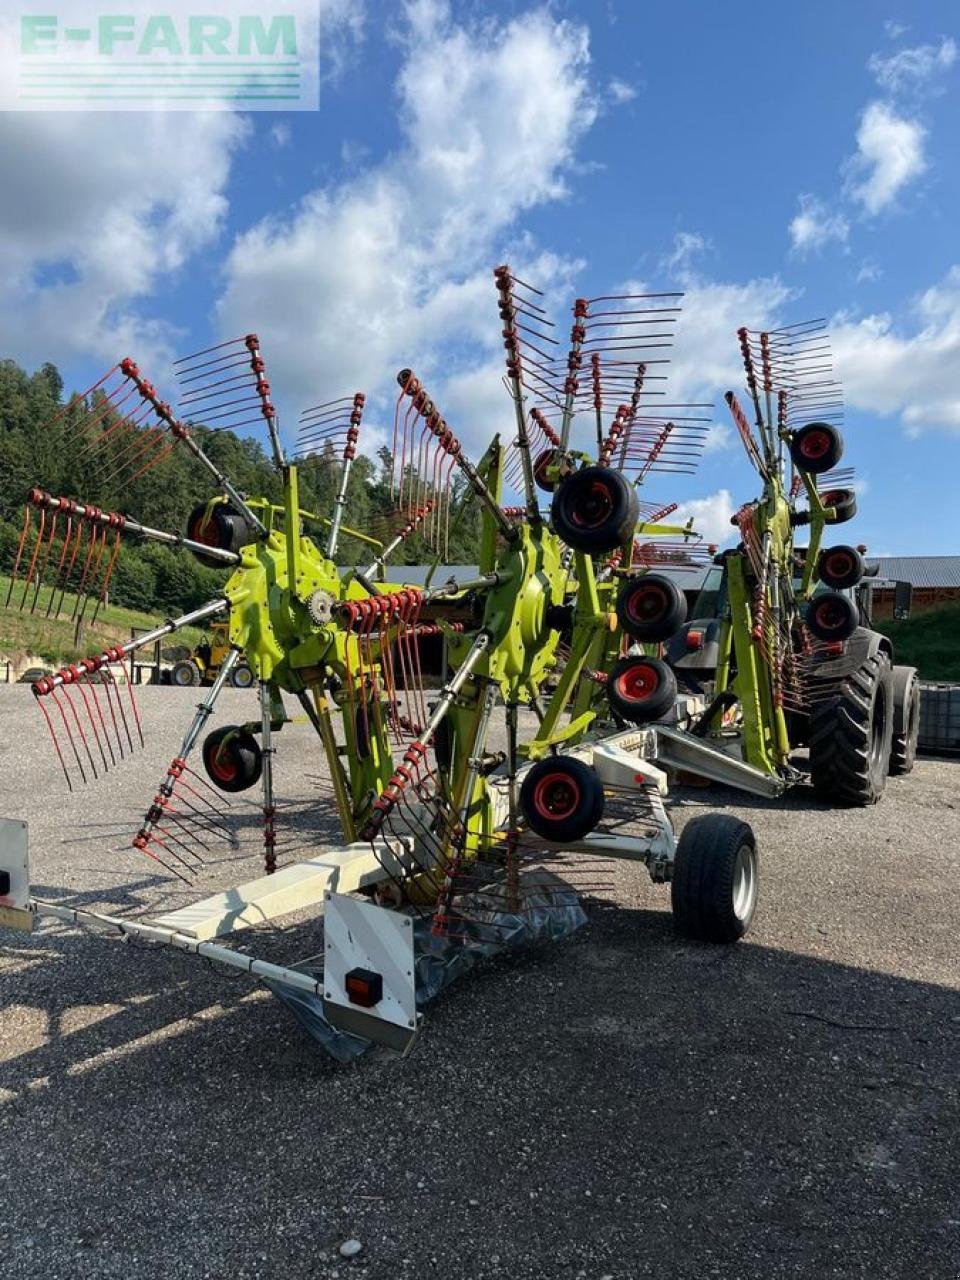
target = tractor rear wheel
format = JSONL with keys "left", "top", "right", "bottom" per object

{"left": 202, "top": 725, "right": 262, "bottom": 793}
{"left": 809, "top": 651, "right": 893, "bottom": 805}
{"left": 889, "top": 664, "right": 920, "bottom": 776}
{"left": 520, "top": 756, "right": 605, "bottom": 842}
{"left": 171, "top": 659, "right": 201, "bottom": 687}
{"left": 551, "top": 466, "right": 638, "bottom": 554}
{"left": 671, "top": 815, "right": 758, "bottom": 943}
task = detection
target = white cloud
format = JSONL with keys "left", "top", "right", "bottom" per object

{"left": 884, "top": 20, "right": 909, "bottom": 40}
{"left": 845, "top": 101, "right": 926, "bottom": 215}
{"left": 217, "top": 5, "right": 597, "bottom": 455}
{"left": 788, "top": 194, "right": 850, "bottom": 255}
{"left": 607, "top": 77, "right": 637, "bottom": 104}
{"left": 661, "top": 231, "right": 709, "bottom": 277}
{"left": 832, "top": 265, "right": 960, "bottom": 433}
{"left": 270, "top": 122, "right": 291, "bottom": 149}
{"left": 0, "top": 112, "right": 248, "bottom": 368}
{"left": 868, "top": 36, "right": 957, "bottom": 94}
{"left": 671, "top": 489, "right": 736, "bottom": 547}
{"left": 855, "top": 259, "right": 883, "bottom": 284}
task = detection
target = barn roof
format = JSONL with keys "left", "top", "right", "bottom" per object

{"left": 867, "top": 557, "right": 960, "bottom": 589}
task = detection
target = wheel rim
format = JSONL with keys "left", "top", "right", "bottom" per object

{"left": 813, "top": 600, "right": 846, "bottom": 635}
{"left": 570, "top": 480, "right": 614, "bottom": 530}
{"left": 234, "top": 667, "right": 253, "bottom": 688}
{"left": 732, "top": 843, "right": 757, "bottom": 921}
{"left": 189, "top": 515, "right": 219, "bottom": 547}
{"left": 800, "top": 429, "right": 831, "bottom": 460}
{"left": 174, "top": 667, "right": 192, "bottom": 686}
{"left": 824, "top": 552, "right": 853, "bottom": 580}
{"left": 626, "top": 583, "right": 668, "bottom": 627}
{"left": 208, "top": 745, "right": 237, "bottom": 783}
{"left": 532, "top": 772, "right": 581, "bottom": 820}
{"left": 616, "top": 662, "right": 659, "bottom": 703}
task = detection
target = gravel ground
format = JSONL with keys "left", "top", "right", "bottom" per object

{"left": 0, "top": 685, "right": 958, "bottom": 1279}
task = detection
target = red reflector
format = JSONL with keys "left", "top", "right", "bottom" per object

{"left": 345, "top": 967, "right": 383, "bottom": 1008}
{"left": 685, "top": 629, "right": 704, "bottom": 650}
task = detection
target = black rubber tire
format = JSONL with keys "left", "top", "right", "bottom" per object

{"left": 171, "top": 659, "right": 201, "bottom": 687}
{"left": 889, "top": 664, "right": 920, "bottom": 776}
{"left": 520, "top": 756, "right": 605, "bottom": 842}
{"left": 671, "top": 815, "right": 758, "bottom": 944}
{"left": 186, "top": 502, "right": 251, "bottom": 568}
{"left": 809, "top": 651, "right": 894, "bottom": 805}
{"left": 616, "top": 573, "right": 687, "bottom": 641}
{"left": 817, "top": 544, "right": 864, "bottom": 589}
{"left": 819, "top": 488, "right": 857, "bottom": 525}
{"left": 607, "top": 656, "right": 677, "bottom": 724}
{"left": 533, "top": 448, "right": 558, "bottom": 493}
{"left": 790, "top": 422, "right": 844, "bottom": 474}
{"left": 202, "top": 725, "right": 262, "bottom": 793}
{"left": 806, "top": 591, "right": 859, "bottom": 642}
{"left": 551, "top": 466, "right": 638, "bottom": 554}
{"left": 230, "top": 662, "right": 255, "bottom": 689}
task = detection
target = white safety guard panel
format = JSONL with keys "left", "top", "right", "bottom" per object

{"left": 322, "top": 892, "right": 420, "bottom": 1054}
{"left": 0, "top": 818, "right": 33, "bottom": 932}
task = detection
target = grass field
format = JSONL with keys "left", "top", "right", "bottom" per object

{"left": 875, "top": 601, "right": 960, "bottom": 682}
{"left": 0, "top": 574, "right": 203, "bottom": 670}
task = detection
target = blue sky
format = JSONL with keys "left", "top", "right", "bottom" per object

{"left": 2, "top": 0, "right": 959, "bottom": 553}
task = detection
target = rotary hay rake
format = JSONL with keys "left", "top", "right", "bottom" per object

{"left": 662, "top": 320, "right": 920, "bottom": 806}
{"left": 1, "top": 269, "right": 773, "bottom": 1059}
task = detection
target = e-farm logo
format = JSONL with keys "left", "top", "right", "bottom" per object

{"left": 1, "top": 2, "right": 320, "bottom": 110}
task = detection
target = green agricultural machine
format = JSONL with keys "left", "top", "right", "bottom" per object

{"left": 660, "top": 323, "right": 921, "bottom": 802}
{"left": 0, "top": 275, "right": 913, "bottom": 1058}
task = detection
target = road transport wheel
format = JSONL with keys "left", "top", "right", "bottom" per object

{"left": 671, "top": 815, "right": 758, "bottom": 943}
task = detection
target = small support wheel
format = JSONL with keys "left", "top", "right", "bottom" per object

{"left": 671, "top": 815, "right": 758, "bottom": 943}
{"left": 171, "top": 659, "right": 201, "bottom": 687}
{"left": 806, "top": 591, "right": 859, "bottom": 642}
{"left": 550, "top": 466, "right": 639, "bottom": 554}
{"left": 202, "top": 725, "right": 262, "bottom": 793}
{"left": 790, "top": 422, "right": 844, "bottom": 474}
{"left": 607, "top": 656, "right": 677, "bottom": 724}
{"left": 889, "top": 665, "right": 920, "bottom": 776}
{"left": 186, "top": 502, "right": 251, "bottom": 568}
{"left": 616, "top": 573, "right": 687, "bottom": 641}
{"left": 819, "top": 487, "right": 857, "bottom": 525}
{"left": 817, "top": 544, "right": 864, "bottom": 589}
{"left": 520, "top": 756, "right": 605, "bottom": 842}
{"left": 533, "top": 448, "right": 558, "bottom": 493}
{"left": 230, "top": 662, "right": 255, "bottom": 689}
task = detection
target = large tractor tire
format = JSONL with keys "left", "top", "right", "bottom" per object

{"left": 889, "top": 665, "right": 920, "bottom": 776}
{"left": 809, "top": 651, "right": 894, "bottom": 805}
{"left": 671, "top": 815, "right": 758, "bottom": 943}
{"left": 230, "top": 661, "right": 255, "bottom": 689}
